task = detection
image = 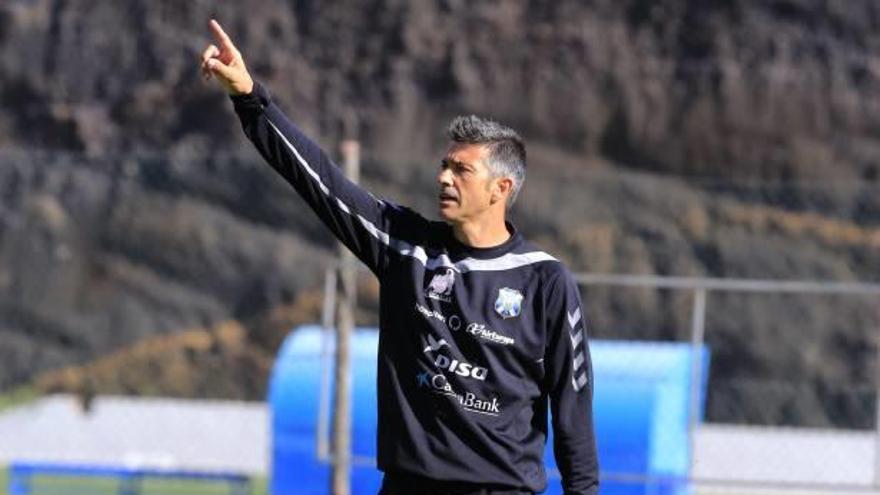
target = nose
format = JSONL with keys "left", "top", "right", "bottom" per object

{"left": 437, "top": 166, "right": 453, "bottom": 187}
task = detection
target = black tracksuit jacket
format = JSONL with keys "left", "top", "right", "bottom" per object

{"left": 231, "top": 83, "right": 599, "bottom": 495}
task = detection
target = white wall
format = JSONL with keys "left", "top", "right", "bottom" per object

{"left": 0, "top": 395, "right": 269, "bottom": 475}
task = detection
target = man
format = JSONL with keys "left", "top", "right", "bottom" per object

{"left": 202, "top": 19, "right": 598, "bottom": 495}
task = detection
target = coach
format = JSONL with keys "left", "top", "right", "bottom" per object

{"left": 201, "top": 19, "right": 598, "bottom": 495}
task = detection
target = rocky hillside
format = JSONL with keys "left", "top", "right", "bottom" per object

{"left": 1, "top": 0, "right": 879, "bottom": 428}
{"left": 4, "top": 0, "right": 880, "bottom": 184}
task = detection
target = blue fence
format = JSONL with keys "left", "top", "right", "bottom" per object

{"left": 270, "top": 326, "right": 710, "bottom": 495}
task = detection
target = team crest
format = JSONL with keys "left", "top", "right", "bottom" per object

{"left": 494, "top": 288, "right": 523, "bottom": 319}
{"left": 426, "top": 268, "right": 455, "bottom": 302}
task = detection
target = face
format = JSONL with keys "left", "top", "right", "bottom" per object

{"left": 437, "top": 142, "right": 508, "bottom": 223}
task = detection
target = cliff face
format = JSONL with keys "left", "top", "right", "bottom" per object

{"left": 1, "top": 0, "right": 879, "bottom": 428}
{"left": 5, "top": 0, "right": 880, "bottom": 182}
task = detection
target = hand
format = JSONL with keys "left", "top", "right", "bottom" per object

{"left": 201, "top": 19, "right": 254, "bottom": 96}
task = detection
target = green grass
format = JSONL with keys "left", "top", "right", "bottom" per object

{"left": 0, "top": 386, "right": 39, "bottom": 413}
{"left": 23, "top": 476, "right": 117, "bottom": 494}
{"left": 0, "top": 466, "right": 268, "bottom": 495}
{"left": 251, "top": 476, "right": 268, "bottom": 495}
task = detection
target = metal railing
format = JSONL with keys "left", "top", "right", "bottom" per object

{"left": 576, "top": 273, "right": 880, "bottom": 491}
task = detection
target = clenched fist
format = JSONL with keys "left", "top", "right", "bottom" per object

{"left": 200, "top": 19, "right": 254, "bottom": 96}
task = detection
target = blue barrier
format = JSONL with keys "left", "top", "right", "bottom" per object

{"left": 560, "top": 341, "right": 710, "bottom": 495}
{"left": 270, "top": 326, "right": 709, "bottom": 495}
{"left": 7, "top": 462, "right": 250, "bottom": 495}
{"left": 268, "top": 327, "right": 381, "bottom": 495}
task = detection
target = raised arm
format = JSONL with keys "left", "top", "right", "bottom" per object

{"left": 544, "top": 269, "right": 599, "bottom": 495}
{"left": 201, "top": 19, "right": 428, "bottom": 277}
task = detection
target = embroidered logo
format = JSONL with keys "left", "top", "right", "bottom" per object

{"left": 494, "top": 287, "right": 523, "bottom": 319}
{"left": 426, "top": 268, "right": 455, "bottom": 302}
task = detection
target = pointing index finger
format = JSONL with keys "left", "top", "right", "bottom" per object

{"left": 210, "top": 19, "right": 235, "bottom": 50}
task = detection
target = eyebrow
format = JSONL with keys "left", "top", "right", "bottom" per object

{"left": 441, "top": 158, "right": 473, "bottom": 169}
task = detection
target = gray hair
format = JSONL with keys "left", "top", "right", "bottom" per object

{"left": 446, "top": 115, "right": 526, "bottom": 208}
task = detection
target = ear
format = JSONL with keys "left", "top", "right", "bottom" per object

{"left": 490, "top": 177, "right": 513, "bottom": 205}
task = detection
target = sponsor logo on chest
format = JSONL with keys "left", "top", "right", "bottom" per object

{"left": 433, "top": 354, "right": 488, "bottom": 381}
{"left": 416, "top": 372, "right": 502, "bottom": 416}
{"left": 415, "top": 303, "right": 446, "bottom": 324}
{"left": 466, "top": 323, "right": 516, "bottom": 346}
{"left": 414, "top": 304, "right": 516, "bottom": 347}
{"left": 422, "top": 335, "right": 488, "bottom": 380}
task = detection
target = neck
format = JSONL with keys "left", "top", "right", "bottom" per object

{"left": 451, "top": 217, "right": 511, "bottom": 248}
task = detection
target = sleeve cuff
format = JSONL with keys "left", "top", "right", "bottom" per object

{"left": 230, "top": 81, "right": 270, "bottom": 114}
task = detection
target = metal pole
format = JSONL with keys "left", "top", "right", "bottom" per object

{"left": 688, "top": 288, "right": 708, "bottom": 478}
{"left": 331, "top": 139, "right": 360, "bottom": 495}
{"left": 317, "top": 265, "right": 337, "bottom": 461}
